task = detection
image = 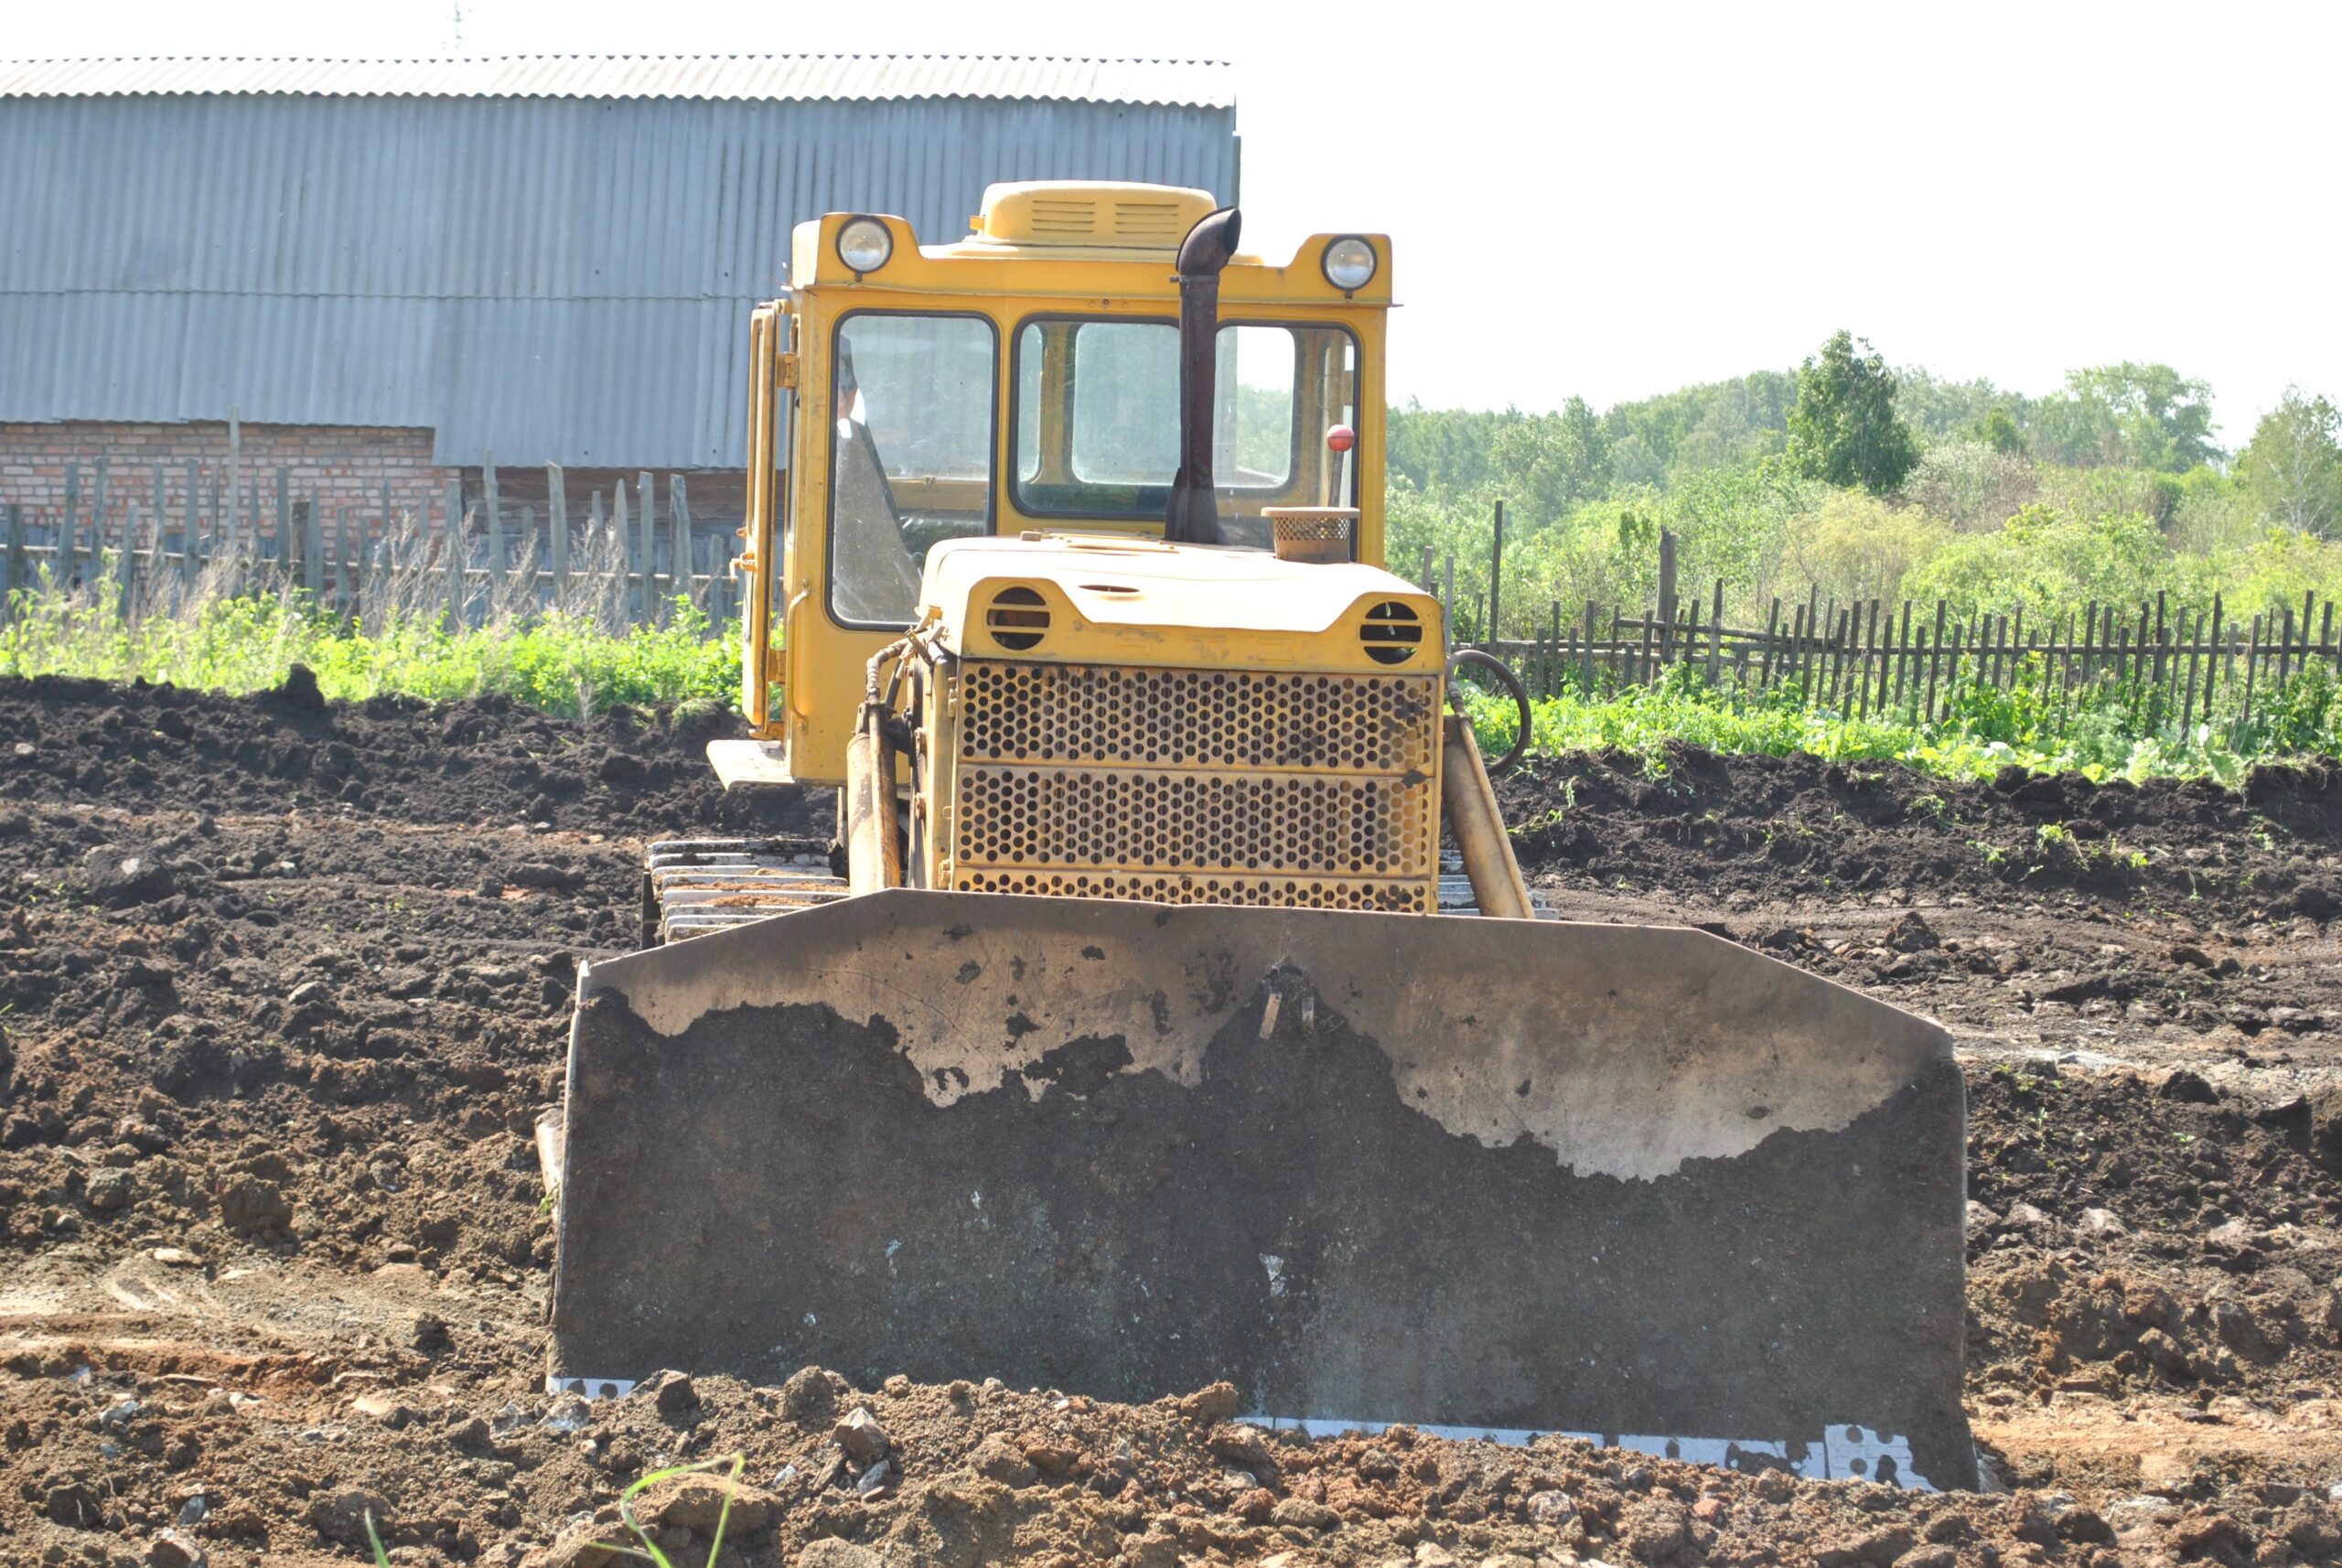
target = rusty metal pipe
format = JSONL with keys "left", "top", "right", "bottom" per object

{"left": 1441, "top": 714, "right": 1532, "bottom": 920}
{"left": 844, "top": 699, "right": 904, "bottom": 896}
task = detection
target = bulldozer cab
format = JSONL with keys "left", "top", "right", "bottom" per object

{"left": 727, "top": 181, "right": 1388, "bottom": 789}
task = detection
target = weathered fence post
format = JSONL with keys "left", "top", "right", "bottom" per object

{"left": 548, "top": 463, "right": 570, "bottom": 608}
{"left": 637, "top": 472, "right": 658, "bottom": 624}
{"left": 300, "top": 499, "right": 323, "bottom": 596}
{"left": 671, "top": 476, "right": 694, "bottom": 613}
{"left": 1705, "top": 579, "right": 1724, "bottom": 684}
{"left": 3, "top": 503, "right": 24, "bottom": 616}
{"left": 59, "top": 463, "right": 81, "bottom": 586}
{"left": 485, "top": 457, "right": 509, "bottom": 592}
{"left": 1488, "top": 499, "right": 1505, "bottom": 642}
{"left": 443, "top": 478, "right": 467, "bottom": 627}
{"left": 274, "top": 467, "right": 292, "bottom": 575}
{"left": 228, "top": 406, "right": 242, "bottom": 550}
{"left": 1656, "top": 529, "right": 1677, "bottom": 664}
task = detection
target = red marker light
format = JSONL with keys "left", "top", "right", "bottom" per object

{"left": 1326, "top": 424, "right": 1356, "bottom": 453}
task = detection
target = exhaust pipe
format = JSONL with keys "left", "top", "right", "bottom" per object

{"left": 1165, "top": 207, "right": 1241, "bottom": 545}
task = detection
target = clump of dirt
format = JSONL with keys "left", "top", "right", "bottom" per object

{"left": 1961, "top": 1065, "right": 2342, "bottom": 1416}
{"left": 5, "top": 677, "right": 2342, "bottom": 1566}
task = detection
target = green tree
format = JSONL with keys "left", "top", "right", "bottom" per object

{"left": 1975, "top": 404, "right": 2025, "bottom": 456}
{"left": 1787, "top": 331, "right": 1918, "bottom": 494}
{"left": 2033, "top": 363, "right": 2220, "bottom": 473}
{"left": 1491, "top": 396, "right": 1612, "bottom": 524}
{"left": 2239, "top": 386, "right": 2342, "bottom": 537}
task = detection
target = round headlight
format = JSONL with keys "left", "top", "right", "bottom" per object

{"left": 1322, "top": 236, "right": 1377, "bottom": 291}
{"left": 836, "top": 217, "right": 894, "bottom": 274}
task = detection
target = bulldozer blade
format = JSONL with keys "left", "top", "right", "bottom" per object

{"left": 553, "top": 890, "right": 1973, "bottom": 1489}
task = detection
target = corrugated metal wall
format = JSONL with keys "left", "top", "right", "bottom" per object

{"left": 0, "top": 93, "right": 1237, "bottom": 467}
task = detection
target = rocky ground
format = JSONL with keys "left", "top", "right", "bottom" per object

{"left": 3, "top": 672, "right": 2340, "bottom": 1567}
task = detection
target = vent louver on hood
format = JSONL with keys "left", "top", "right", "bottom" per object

{"left": 977, "top": 181, "right": 1218, "bottom": 249}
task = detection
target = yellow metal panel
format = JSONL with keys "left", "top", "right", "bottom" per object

{"left": 740, "top": 304, "right": 778, "bottom": 732}
{"left": 974, "top": 181, "right": 1217, "bottom": 248}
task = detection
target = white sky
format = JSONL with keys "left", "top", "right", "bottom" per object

{"left": 14, "top": 0, "right": 2340, "bottom": 444}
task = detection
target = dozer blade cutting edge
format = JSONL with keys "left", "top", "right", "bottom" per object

{"left": 550, "top": 889, "right": 1974, "bottom": 1490}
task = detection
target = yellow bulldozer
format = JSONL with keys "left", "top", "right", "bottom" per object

{"left": 546, "top": 182, "right": 1975, "bottom": 1489}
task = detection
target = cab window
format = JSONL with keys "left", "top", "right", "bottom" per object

{"left": 1013, "top": 319, "right": 1358, "bottom": 545}
{"left": 828, "top": 312, "right": 997, "bottom": 628}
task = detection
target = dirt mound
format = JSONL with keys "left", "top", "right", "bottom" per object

{"left": 1501, "top": 745, "right": 2342, "bottom": 926}
{"left": 5, "top": 679, "right": 2342, "bottom": 1565}
{"left": 0, "top": 669, "right": 829, "bottom": 837}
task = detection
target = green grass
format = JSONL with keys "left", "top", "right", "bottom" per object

{"left": 1457, "top": 657, "right": 2342, "bottom": 786}
{"left": 2, "top": 574, "right": 740, "bottom": 717}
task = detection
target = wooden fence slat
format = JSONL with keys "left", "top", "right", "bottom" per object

{"left": 2180, "top": 607, "right": 2204, "bottom": 731}
{"left": 671, "top": 476, "right": 695, "bottom": 613}
{"left": 4, "top": 503, "right": 24, "bottom": 615}
{"left": 637, "top": 472, "right": 658, "bottom": 624}
{"left": 2202, "top": 595, "right": 2225, "bottom": 716}
{"left": 2238, "top": 617, "right": 2264, "bottom": 743}
{"left": 272, "top": 467, "right": 290, "bottom": 573}
{"left": 548, "top": 464, "right": 569, "bottom": 606}
{"left": 485, "top": 460, "right": 509, "bottom": 590}
{"left": 1705, "top": 579, "right": 1724, "bottom": 684}
{"left": 181, "top": 458, "right": 200, "bottom": 566}
{"left": 444, "top": 478, "right": 466, "bottom": 625}
{"left": 59, "top": 463, "right": 80, "bottom": 586}
{"left": 1889, "top": 600, "right": 1911, "bottom": 712}
{"left": 120, "top": 499, "right": 143, "bottom": 619}
{"left": 301, "top": 499, "right": 323, "bottom": 596}
{"left": 1582, "top": 600, "right": 1597, "bottom": 692}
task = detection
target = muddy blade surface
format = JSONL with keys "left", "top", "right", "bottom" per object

{"left": 553, "top": 889, "right": 1973, "bottom": 1487}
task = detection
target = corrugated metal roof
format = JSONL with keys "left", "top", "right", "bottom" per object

{"left": 0, "top": 91, "right": 1239, "bottom": 468}
{"left": 0, "top": 54, "right": 1234, "bottom": 108}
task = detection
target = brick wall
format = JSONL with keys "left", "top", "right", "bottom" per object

{"left": 0, "top": 421, "right": 447, "bottom": 545}
{"left": 0, "top": 421, "right": 744, "bottom": 550}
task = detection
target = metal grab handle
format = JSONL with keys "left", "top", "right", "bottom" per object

{"left": 1447, "top": 648, "right": 1533, "bottom": 775}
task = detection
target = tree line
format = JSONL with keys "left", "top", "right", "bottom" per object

{"left": 1387, "top": 331, "right": 2342, "bottom": 640}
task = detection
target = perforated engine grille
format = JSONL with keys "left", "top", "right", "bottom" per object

{"left": 957, "top": 661, "right": 1438, "bottom": 772}
{"left": 951, "top": 660, "right": 1440, "bottom": 913}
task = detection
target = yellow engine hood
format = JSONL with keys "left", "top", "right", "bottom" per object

{"left": 920, "top": 534, "right": 1441, "bottom": 672}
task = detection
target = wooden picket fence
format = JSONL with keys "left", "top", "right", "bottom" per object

{"left": 0, "top": 456, "right": 744, "bottom": 630}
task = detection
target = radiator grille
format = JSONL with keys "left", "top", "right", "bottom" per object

{"left": 954, "top": 868, "right": 1429, "bottom": 912}
{"left": 957, "top": 661, "right": 1439, "bottom": 773}
{"left": 957, "top": 767, "right": 1433, "bottom": 875}
{"left": 951, "top": 660, "right": 1440, "bottom": 914}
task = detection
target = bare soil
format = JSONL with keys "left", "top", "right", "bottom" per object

{"left": 4, "top": 674, "right": 2341, "bottom": 1567}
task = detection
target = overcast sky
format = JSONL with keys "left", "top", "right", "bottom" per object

{"left": 13, "top": 0, "right": 2339, "bottom": 444}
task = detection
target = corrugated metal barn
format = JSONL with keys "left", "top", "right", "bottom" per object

{"left": 0, "top": 54, "right": 1236, "bottom": 536}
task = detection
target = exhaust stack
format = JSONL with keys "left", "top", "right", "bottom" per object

{"left": 1164, "top": 206, "right": 1241, "bottom": 545}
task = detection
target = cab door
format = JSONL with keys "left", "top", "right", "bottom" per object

{"left": 780, "top": 297, "right": 1001, "bottom": 786}
{"left": 740, "top": 301, "right": 790, "bottom": 736}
